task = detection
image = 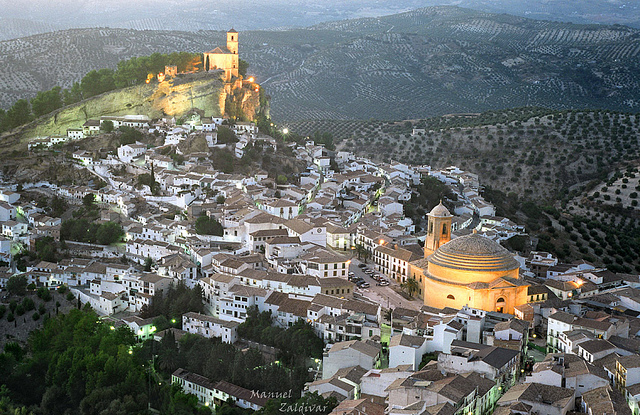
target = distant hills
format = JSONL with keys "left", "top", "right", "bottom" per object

{"left": 1, "top": 6, "right": 639, "bottom": 121}
{"left": 1, "top": 0, "right": 638, "bottom": 42}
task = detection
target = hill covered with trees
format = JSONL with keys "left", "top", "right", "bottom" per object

{"left": 289, "top": 107, "right": 640, "bottom": 272}
{"left": 1, "top": 7, "right": 639, "bottom": 121}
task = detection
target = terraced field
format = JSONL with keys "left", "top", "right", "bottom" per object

{"left": 1, "top": 6, "right": 640, "bottom": 121}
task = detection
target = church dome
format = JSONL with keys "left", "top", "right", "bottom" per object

{"left": 428, "top": 232, "right": 519, "bottom": 273}
{"left": 428, "top": 202, "right": 451, "bottom": 217}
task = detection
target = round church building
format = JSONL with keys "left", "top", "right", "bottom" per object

{"left": 413, "top": 203, "right": 529, "bottom": 314}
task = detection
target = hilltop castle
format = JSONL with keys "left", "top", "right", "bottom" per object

{"left": 203, "top": 29, "right": 239, "bottom": 82}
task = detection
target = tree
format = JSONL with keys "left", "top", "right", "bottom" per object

{"left": 82, "top": 193, "right": 96, "bottom": 208}
{"left": 354, "top": 243, "right": 370, "bottom": 263}
{"left": 63, "top": 82, "right": 83, "bottom": 106}
{"left": 144, "top": 257, "right": 153, "bottom": 272}
{"left": 35, "top": 236, "right": 58, "bottom": 262}
{"left": 312, "top": 131, "right": 335, "bottom": 151}
{"left": 118, "top": 125, "right": 142, "bottom": 145}
{"left": 80, "top": 69, "right": 116, "bottom": 98}
{"left": 61, "top": 219, "right": 124, "bottom": 245}
{"left": 2, "top": 99, "right": 32, "bottom": 131}
{"left": 50, "top": 196, "right": 68, "bottom": 217}
{"left": 6, "top": 276, "right": 27, "bottom": 296}
{"left": 216, "top": 126, "right": 238, "bottom": 144}
{"left": 137, "top": 173, "right": 159, "bottom": 194}
{"left": 95, "top": 222, "right": 125, "bottom": 245}
{"left": 383, "top": 308, "right": 393, "bottom": 322}
{"left": 30, "top": 87, "right": 62, "bottom": 117}
{"left": 101, "top": 120, "right": 114, "bottom": 133}
{"left": 239, "top": 59, "right": 249, "bottom": 78}
{"left": 401, "top": 278, "right": 420, "bottom": 298}
{"left": 195, "top": 215, "right": 223, "bottom": 236}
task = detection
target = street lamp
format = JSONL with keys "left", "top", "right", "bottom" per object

{"left": 282, "top": 128, "right": 289, "bottom": 134}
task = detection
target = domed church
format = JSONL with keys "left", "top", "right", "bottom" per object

{"left": 411, "top": 202, "right": 529, "bottom": 314}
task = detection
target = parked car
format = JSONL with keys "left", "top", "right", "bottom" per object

{"left": 358, "top": 263, "right": 367, "bottom": 268}
{"left": 360, "top": 282, "right": 370, "bottom": 288}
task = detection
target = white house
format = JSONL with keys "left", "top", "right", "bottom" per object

{"left": 172, "top": 369, "right": 268, "bottom": 410}
{"left": 322, "top": 339, "right": 382, "bottom": 379}
{"left": 0, "top": 190, "right": 20, "bottom": 205}
{"left": 67, "top": 128, "right": 85, "bottom": 140}
{"left": 117, "top": 142, "right": 147, "bottom": 163}
{"left": 389, "top": 333, "right": 428, "bottom": 370}
{"left": 0, "top": 201, "right": 16, "bottom": 222}
{"left": 497, "top": 383, "right": 575, "bottom": 415}
{"left": 527, "top": 353, "right": 609, "bottom": 397}
{"left": 438, "top": 342, "right": 520, "bottom": 383}
{"left": 2, "top": 221, "right": 27, "bottom": 238}
{"left": 182, "top": 311, "right": 239, "bottom": 343}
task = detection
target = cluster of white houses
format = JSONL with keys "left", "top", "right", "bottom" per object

{"left": 11, "top": 112, "right": 640, "bottom": 415}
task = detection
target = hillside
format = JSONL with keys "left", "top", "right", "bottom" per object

{"left": 287, "top": 107, "right": 640, "bottom": 272}
{"left": 291, "top": 108, "right": 638, "bottom": 201}
{"left": 1, "top": 7, "right": 639, "bottom": 121}
{"left": 2, "top": 0, "right": 638, "bottom": 42}
{"left": 0, "top": 71, "right": 227, "bottom": 151}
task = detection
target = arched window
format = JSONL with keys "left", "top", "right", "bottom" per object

{"left": 428, "top": 222, "right": 433, "bottom": 235}
{"left": 442, "top": 223, "right": 448, "bottom": 236}
{"left": 447, "top": 294, "right": 455, "bottom": 300}
{"left": 496, "top": 297, "right": 505, "bottom": 303}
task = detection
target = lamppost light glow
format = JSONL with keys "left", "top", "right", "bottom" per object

{"left": 282, "top": 128, "right": 289, "bottom": 134}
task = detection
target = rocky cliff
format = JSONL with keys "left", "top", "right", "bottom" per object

{"left": 23, "top": 71, "right": 228, "bottom": 139}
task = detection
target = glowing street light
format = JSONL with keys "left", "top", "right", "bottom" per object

{"left": 247, "top": 77, "right": 255, "bottom": 83}
{"left": 282, "top": 128, "right": 289, "bottom": 134}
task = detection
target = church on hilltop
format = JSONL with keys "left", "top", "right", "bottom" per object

{"left": 203, "top": 29, "right": 239, "bottom": 82}
{"left": 410, "top": 202, "right": 529, "bottom": 315}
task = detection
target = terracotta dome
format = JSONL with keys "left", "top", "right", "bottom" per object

{"left": 428, "top": 202, "right": 452, "bottom": 217}
{"left": 428, "top": 232, "right": 519, "bottom": 273}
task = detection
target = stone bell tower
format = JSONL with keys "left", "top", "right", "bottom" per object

{"left": 227, "top": 29, "right": 238, "bottom": 55}
{"left": 424, "top": 201, "right": 452, "bottom": 258}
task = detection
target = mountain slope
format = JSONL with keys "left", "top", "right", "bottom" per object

{"left": 1, "top": 6, "right": 639, "bottom": 121}
{"left": 0, "top": 72, "right": 226, "bottom": 153}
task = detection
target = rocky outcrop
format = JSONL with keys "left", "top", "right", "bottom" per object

{"left": 23, "top": 72, "right": 226, "bottom": 139}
